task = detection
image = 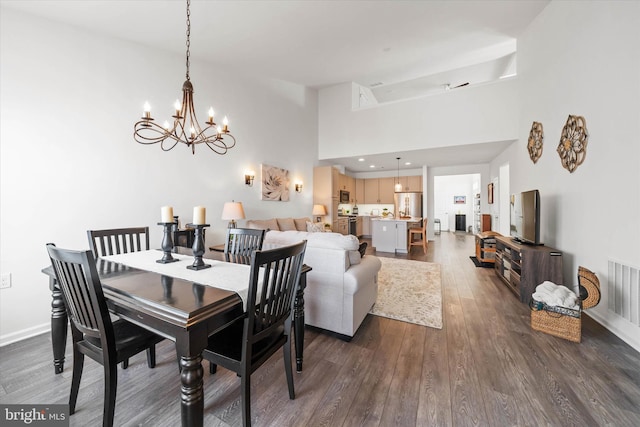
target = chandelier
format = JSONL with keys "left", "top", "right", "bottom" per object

{"left": 133, "top": 0, "right": 236, "bottom": 155}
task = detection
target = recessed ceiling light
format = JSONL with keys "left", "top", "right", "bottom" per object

{"left": 358, "top": 158, "right": 365, "bottom": 162}
{"left": 369, "top": 165, "right": 375, "bottom": 168}
{"left": 405, "top": 162, "right": 411, "bottom": 166}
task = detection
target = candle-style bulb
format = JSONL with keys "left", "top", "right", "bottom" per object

{"left": 208, "top": 107, "right": 214, "bottom": 122}
{"left": 216, "top": 126, "right": 222, "bottom": 137}
{"left": 174, "top": 100, "right": 181, "bottom": 116}
{"left": 222, "top": 116, "right": 229, "bottom": 133}
{"left": 163, "top": 121, "right": 170, "bottom": 131}
{"left": 143, "top": 101, "right": 151, "bottom": 119}
{"left": 190, "top": 126, "right": 196, "bottom": 138}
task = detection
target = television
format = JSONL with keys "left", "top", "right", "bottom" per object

{"left": 510, "top": 189, "right": 540, "bottom": 245}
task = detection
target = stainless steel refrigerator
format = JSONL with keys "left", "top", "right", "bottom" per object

{"left": 394, "top": 192, "right": 423, "bottom": 218}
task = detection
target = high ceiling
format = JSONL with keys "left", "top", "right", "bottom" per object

{"left": 3, "top": 0, "right": 549, "bottom": 172}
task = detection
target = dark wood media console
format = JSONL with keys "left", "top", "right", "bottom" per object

{"left": 494, "top": 235, "right": 563, "bottom": 303}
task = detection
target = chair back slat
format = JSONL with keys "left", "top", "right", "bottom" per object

{"left": 46, "top": 244, "right": 114, "bottom": 342}
{"left": 224, "top": 228, "right": 266, "bottom": 265}
{"left": 246, "top": 241, "right": 306, "bottom": 341}
{"left": 87, "top": 227, "right": 150, "bottom": 258}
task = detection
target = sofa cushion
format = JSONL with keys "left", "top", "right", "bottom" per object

{"left": 264, "top": 230, "right": 359, "bottom": 251}
{"left": 348, "top": 250, "right": 361, "bottom": 265}
{"left": 277, "top": 217, "right": 297, "bottom": 231}
{"left": 294, "top": 217, "right": 310, "bottom": 231}
{"left": 246, "top": 218, "right": 280, "bottom": 231}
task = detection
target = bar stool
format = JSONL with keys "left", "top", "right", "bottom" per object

{"left": 408, "top": 218, "right": 428, "bottom": 254}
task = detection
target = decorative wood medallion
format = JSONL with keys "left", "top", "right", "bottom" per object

{"left": 557, "top": 115, "right": 589, "bottom": 173}
{"left": 527, "top": 121, "right": 544, "bottom": 163}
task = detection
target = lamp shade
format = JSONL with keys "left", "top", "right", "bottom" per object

{"left": 312, "top": 204, "right": 327, "bottom": 216}
{"left": 221, "top": 201, "right": 246, "bottom": 220}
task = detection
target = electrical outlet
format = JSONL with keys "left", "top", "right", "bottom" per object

{"left": 1, "top": 273, "right": 11, "bottom": 289}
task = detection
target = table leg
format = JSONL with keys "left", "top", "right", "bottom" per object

{"left": 49, "top": 277, "right": 68, "bottom": 374}
{"left": 293, "top": 270, "right": 307, "bottom": 372}
{"left": 179, "top": 354, "right": 204, "bottom": 427}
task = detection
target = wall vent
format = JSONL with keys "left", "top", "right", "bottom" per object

{"left": 607, "top": 260, "right": 640, "bottom": 326}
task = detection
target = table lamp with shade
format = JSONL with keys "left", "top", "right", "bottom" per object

{"left": 221, "top": 201, "right": 245, "bottom": 228}
{"left": 312, "top": 204, "right": 327, "bottom": 223}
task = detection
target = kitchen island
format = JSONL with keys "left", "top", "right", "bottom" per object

{"left": 371, "top": 217, "right": 421, "bottom": 253}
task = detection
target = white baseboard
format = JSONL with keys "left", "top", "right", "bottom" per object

{"left": 587, "top": 311, "right": 640, "bottom": 353}
{"left": 0, "top": 323, "right": 50, "bottom": 347}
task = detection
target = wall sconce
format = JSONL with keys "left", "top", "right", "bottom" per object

{"left": 244, "top": 170, "right": 255, "bottom": 187}
{"left": 294, "top": 181, "right": 303, "bottom": 193}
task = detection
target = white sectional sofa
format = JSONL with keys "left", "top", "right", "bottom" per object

{"left": 245, "top": 218, "right": 382, "bottom": 339}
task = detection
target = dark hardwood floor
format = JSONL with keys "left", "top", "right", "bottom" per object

{"left": 2, "top": 232, "right": 639, "bottom": 426}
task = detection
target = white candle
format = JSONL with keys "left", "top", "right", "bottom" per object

{"left": 161, "top": 206, "right": 174, "bottom": 223}
{"left": 193, "top": 206, "right": 206, "bottom": 225}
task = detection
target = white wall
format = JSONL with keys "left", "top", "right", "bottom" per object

{"left": 490, "top": 1, "right": 640, "bottom": 350}
{"left": 318, "top": 79, "right": 519, "bottom": 160}
{"left": 0, "top": 8, "right": 318, "bottom": 344}
{"left": 433, "top": 174, "right": 479, "bottom": 232}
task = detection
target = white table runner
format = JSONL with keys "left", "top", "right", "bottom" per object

{"left": 102, "top": 250, "right": 255, "bottom": 309}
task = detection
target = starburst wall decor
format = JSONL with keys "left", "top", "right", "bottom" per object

{"left": 557, "top": 115, "right": 589, "bottom": 173}
{"left": 527, "top": 121, "right": 544, "bottom": 163}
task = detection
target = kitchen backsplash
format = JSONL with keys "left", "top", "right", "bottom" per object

{"left": 338, "top": 203, "right": 394, "bottom": 216}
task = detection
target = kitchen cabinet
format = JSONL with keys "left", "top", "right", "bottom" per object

{"left": 355, "top": 179, "right": 365, "bottom": 204}
{"left": 363, "top": 177, "right": 395, "bottom": 204}
{"left": 371, "top": 219, "right": 408, "bottom": 253}
{"left": 331, "top": 167, "right": 340, "bottom": 199}
{"left": 333, "top": 217, "right": 349, "bottom": 235}
{"left": 363, "top": 179, "right": 379, "bottom": 204}
{"left": 378, "top": 177, "right": 395, "bottom": 203}
{"left": 355, "top": 216, "right": 363, "bottom": 236}
{"left": 392, "top": 175, "right": 423, "bottom": 192}
{"left": 314, "top": 166, "right": 341, "bottom": 225}
{"left": 362, "top": 216, "right": 372, "bottom": 236}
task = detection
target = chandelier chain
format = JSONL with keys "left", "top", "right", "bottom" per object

{"left": 185, "top": 0, "right": 191, "bottom": 81}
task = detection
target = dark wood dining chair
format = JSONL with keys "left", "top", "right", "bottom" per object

{"left": 203, "top": 240, "right": 307, "bottom": 427}
{"left": 46, "top": 244, "right": 164, "bottom": 427}
{"left": 224, "top": 228, "right": 266, "bottom": 265}
{"left": 87, "top": 226, "right": 155, "bottom": 368}
{"left": 87, "top": 227, "right": 150, "bottom": 258}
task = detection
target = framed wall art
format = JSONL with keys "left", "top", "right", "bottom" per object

{"left": 261, "top": 163, "right": 290, "bottom": 201}
{"left": 454, "top": 195, "right": 466, "bottom": 204}
{"left": 527, "top": 121, "right": 544, "bottom": 163}
{"left": 488, "top": 183, "right": 494, "bottom": 204}
{"left": 557, "top": 115, "right": 589, "bottom": 173}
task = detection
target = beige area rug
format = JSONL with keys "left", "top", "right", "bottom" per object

{"left": 369, "top": 257, "right": 443, "bottom": 329}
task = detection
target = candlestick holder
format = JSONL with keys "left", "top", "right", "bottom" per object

{"left": 157, "top": 222, "right": 179, "bottom": 264}
{"left": 186, "top": 223, "right": 211, "bottom": 270}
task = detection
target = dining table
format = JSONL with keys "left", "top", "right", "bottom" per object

{"left": 41, "top": 247, "right": 310, "bottom": 427}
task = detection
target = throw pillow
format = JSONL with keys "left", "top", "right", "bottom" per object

{"left": 306, "top": 221, "right": 324, "bottom": 233}
{"left": 294, "top": 217, "right": 310, "bottom": 231}
{"left": 358, "top": 242, "right": 368, "bottom": 258}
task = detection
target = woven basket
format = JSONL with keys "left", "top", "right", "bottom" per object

{"left": 530, "top": 266, "right": 600, "bottom": 343}
{"left": 531, "top": 303, "right": 582, "bottom": 342}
